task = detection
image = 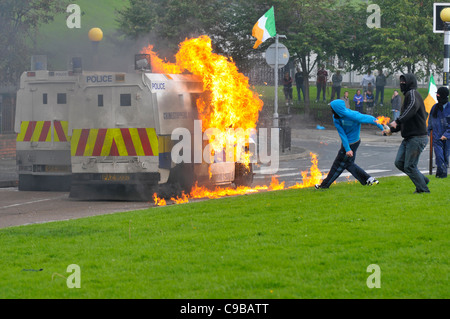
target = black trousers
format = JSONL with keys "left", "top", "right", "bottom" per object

{"left": 320, "top": 140, "right": 370, "bottom": 188}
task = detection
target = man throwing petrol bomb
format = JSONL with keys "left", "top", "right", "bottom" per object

{"left": 315, "top": 99, "right": 384, "bottom": 189}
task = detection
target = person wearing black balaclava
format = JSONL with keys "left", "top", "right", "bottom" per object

{"left": 427, "top": 86, "right": 450, "bottom": 178}
{"left": 384, "top": 73, "right": 430, "bottom": 193}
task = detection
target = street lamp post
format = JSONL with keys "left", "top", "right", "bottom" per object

{"left": 440, "top": 8, "right": 450, "bottom": 87}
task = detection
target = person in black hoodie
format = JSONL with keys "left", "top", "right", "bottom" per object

{"left": 427, "top": 86, "right": 450, "bottom": 178}
{"left": 384, "top": 73, "right": 430, "bottom": 193}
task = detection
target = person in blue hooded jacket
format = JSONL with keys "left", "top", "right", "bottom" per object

{"left": 427, "top": 86, "right": 450, "bottom": 178}
{"left": 315, "top": 99, "right": 384, "bottom": 189}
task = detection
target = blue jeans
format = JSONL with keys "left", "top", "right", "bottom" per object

{"left": 320, "top": 140, "right": 370, "bottom": 188}
{"left": 392, "top": 110, "right": 400, "bottom": 121}
{"left": 394, "top": 136, "right": 430, "bottom": 192}
{"left": 331, "top": 86, "right": 341, "bottom": 100}
{"left": 316, "top": 82, "right": 326, "bottom": 101}
{"left": 433, "top": 138, "right": 449, "bottom": 178}
{"left": 375, "top": 86, "right": 384, "bottom": 104}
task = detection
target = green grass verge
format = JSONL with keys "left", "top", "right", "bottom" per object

{"left": 35, "top": 0, "right": 128, "bottom": 69}
{"left": 0, "top": 176, "right": 448, "bottom": 299}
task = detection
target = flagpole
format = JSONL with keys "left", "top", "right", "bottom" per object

{"left": 429, "top": 132, "right": 433, "bottom": 175}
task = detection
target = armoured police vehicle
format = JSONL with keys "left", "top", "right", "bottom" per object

{"left": 14, "top": 56, "right": 78, "bottom": 191}
{"left": 67, "top": 56, "right": 253, "bottom": 200}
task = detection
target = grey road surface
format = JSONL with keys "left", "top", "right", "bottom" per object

{"left": 0, "top": 125, "right": 433, "bottom": 229}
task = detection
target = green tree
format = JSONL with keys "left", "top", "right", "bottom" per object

{"left": 117, "top": 0, "right": 261, "bottom": 70}
{"left": 370, "top": 0, "right": 442, "bottom": 79}
{"left": 261, "top": 0, "right": 371, "bottom": 109}
{"left": 0, "top": 0, "right": 69, "bottom": 86}
{"left": 118, "top": 0, "right": 224, "bottom": 57}
{"left": 334, "top": 1, "right": 377, "bottom": 73}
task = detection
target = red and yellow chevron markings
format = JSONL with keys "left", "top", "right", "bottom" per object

{"left": 17, "top": 120, "right": 71, "bottom": 142}
{"left": 71, "top": 128, "right": 159, "bottom": 157}
{"left": 53, "top": 120, "right": 70, "bottom": 142}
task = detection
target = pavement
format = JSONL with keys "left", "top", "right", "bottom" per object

{"left": 0, "top": 158, "right": 17, "bottom": 188}
{"left": 0, "top": 118, "right": 404, "bottom": 188}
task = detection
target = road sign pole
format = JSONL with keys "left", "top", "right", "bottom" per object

{"left": 273, "top": 34, "right": 279, "bottom": 128}
{"left": 264, "top": 35, "right": 288, "bottom": 127}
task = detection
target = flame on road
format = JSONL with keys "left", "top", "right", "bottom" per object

{"left": 153, "top": 193, "right": 167, "bottom": 206}
{"left": 152, "top": 152, "right": 324, "bottom": 206}
{"left": 290, "top": 153, "right": 324, "bottom": 189}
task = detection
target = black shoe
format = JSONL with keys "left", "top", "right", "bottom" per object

{"left": 414, "top": 189, "right": 430, "bottom": 194}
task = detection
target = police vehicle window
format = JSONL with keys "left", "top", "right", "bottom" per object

{"left": 120, "top": 94, "right": 131, "bottom": 106}
{"left": 43, "top": 93, "right": 48, "bottom": 104}
{"left": 98, "top": 94, "right": 104, "bottom": 107}
{"left": 57, "top": 93, "right": 67, "bottom": 104}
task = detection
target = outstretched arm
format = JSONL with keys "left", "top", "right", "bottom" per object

{"left": 341, "top": 109, "right": 384, "bottom": 130}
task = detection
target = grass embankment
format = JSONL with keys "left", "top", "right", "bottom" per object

{"left": 0, "top": 176, "right": 448, "bottom": 299}
{"left": 36, "top": 0, "right": 128, "bottom": 70}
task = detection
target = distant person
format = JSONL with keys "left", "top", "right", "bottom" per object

{"left": 342, "top": 91, "right": 350, "bottom": 108}
{"left": 375, "top": 69, "right": 387, "bottom": 106}
{"left": 364, "top": 89, "right": 374, "bottom": 115}
{"left": 331, "top": 70, "right": 343, "bottom": 101}
{"left": 315, "top": 65, "right": 328, "bottom": 102}
{"left": 384, "top": 73, "right": 430, "bottom": 193}
{"left": 353, "top": 89, "right": 364, "bottom": 113}
{"left": 367, "top": 82, "right": 374, "bottom": 98}
{"left": 427, "top": 86, "right": 450, "bottom": 178}
{"left": 294, "top": 67, "right": 305, "bottom": 102}
{"left": 315, "top": 99, "right": 384, "bottom": 189}
{"left": 391, "top": 90, "right": 401, "bottom": 120}
{"left": 360, "top": 71, "right": 375, "bottom": 94}
{"left": 283, "top": 72, "right": 293, "bottom": 106}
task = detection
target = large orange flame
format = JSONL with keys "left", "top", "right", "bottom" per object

{"left": 141, "top": 36, "right": 262, "bottom": 162}
{"left": 175, "top": 36, "right": 263, "bottom": 134}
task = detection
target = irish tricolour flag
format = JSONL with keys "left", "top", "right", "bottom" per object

{"left": 252, "top": 6, "right": 276, "bottom": 49}
{"left": 423, "top": 74, "right": 437, "bottom": 123}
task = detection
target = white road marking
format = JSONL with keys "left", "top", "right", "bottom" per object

{"left": 0, "top": 197, "right": 64, "bottom": 210}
